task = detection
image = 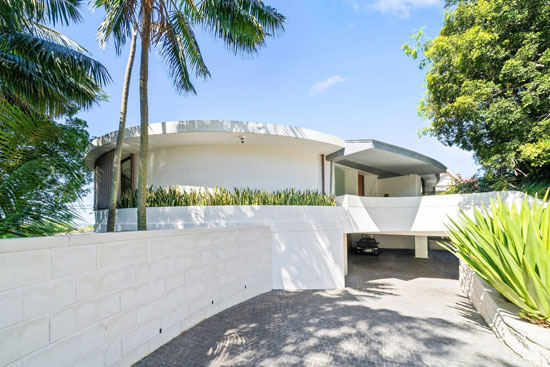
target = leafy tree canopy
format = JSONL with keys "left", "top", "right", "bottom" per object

{"left": 0, "top": 0, "right": 110, "bottom": 236}
{"left": 404, "top": 0, "right": 550, "bottom": 189}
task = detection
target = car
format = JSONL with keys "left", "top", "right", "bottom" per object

{"left": 354, "top": 235, "right": 381, "bottom": 255}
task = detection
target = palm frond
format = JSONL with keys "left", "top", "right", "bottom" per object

{"left": 158, "top": 8, "right": 210, "bottom": 93}
{"left": 0, "top": 29, "right": 111, "bottom": 115}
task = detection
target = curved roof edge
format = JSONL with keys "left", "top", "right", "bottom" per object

{"left": 85, "top": 120, "right": 346, "bottom": 169}
{"left": 348, "top": 139, "right": 447, "bottom": 172}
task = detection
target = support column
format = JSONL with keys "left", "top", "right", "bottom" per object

{"left": 415, "top": 236, "right": 428, "bottom": 258}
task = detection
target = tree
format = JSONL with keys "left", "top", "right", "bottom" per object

{"left": 97, "top": 0, "right": 285, "bottom": 230}
{"left": 0, "top": 104, "right": 92, "bottom": 236}
{"left": 104, "top": 27, "right": 137, "bottom": 233}
{"left": 0, "top": 0, "right": 110, "bottom": 116}
{"left": 0, "top": 0, "right": 110, "bottom": 236}
{"left": 404, "top": 0, "right": 550, "bottom": 189}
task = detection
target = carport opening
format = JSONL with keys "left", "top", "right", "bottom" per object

{"left": 344, "top": 233, "right": 454, "bottom": 276}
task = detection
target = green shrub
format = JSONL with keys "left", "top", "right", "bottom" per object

{"left": 442, "top": 193, "right": 550, "bottom": 326}
{"left": 118, "top": 186, "right": 336, "bottom": 208}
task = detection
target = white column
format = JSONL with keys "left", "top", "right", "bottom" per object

{"left": 415, "top": 235, "right": 428, "bottom": 258}
{"left": 343, "top": 234, "right": 349, "bottom": 276}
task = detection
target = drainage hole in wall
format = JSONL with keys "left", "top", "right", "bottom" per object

{"left": 244, "top": 285, "right": 247, "bottom": 289}
{"left": 211, "top": 300, "right": 214, "bottom": 304}
{"left": 159, "top": 328, "right": 162, "bottom": 334}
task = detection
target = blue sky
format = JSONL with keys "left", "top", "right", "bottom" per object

{"left": 62, "top": 0, "right": 479, "bottom": 223}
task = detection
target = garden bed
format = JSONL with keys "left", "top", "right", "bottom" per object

{"left": 459, "top": 262, "right": 550, "bottom": 366}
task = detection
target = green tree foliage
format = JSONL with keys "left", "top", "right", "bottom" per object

{"left": 0, "top": 105, "right": 92, "bottom": 237}
{"left": 404, "top": 0, "right": 550, "bottom": 189}
{"left": 0, "top": 0, "right": 110, "bottom": 116}
{"left": 0, "top": 0, "right": 110, "bottom": 236}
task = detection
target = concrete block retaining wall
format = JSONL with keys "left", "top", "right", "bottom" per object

{"left": 96, "top": 206, "right": 348, "bottom": 290}
{"left": 0, "top": 226, "right": 272, "bottom": 367}
{"left": 459, "top": 262, "right": 550, "bottom": 366}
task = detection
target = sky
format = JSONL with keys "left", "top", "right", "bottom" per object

{"left": 61, "top": 0, "right": 479, "bottom": 225}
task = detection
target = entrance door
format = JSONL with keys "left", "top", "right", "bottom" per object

{"left": 358, "top": 174, "right": 364, "bottom": 196}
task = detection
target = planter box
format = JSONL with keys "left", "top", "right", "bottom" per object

{"left": 459, "top": 262, "right": 550, "bottom": 366}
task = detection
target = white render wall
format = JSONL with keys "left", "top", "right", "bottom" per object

{"left": 339, "top": 191, "right": 528, "bottom": 236}
{"left": 376, "top": 174, "right": 422, "bottom": 197}
{"left": 145, "top": 145, "right": 324, "bottom": 192}
{"left": 96, "top": 206, "right": 348, "bottom": 290}
{"left": 0, "top": 226, "right": 271, "bottom": 367}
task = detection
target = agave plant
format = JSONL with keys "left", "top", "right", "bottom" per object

{"left": 442, "top": 193, "right": 550, "bottom": 326}
{"left": 118, "top": 186, "right": 336, "bottom": 208}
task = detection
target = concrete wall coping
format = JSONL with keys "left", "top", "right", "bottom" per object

{"left": 0, "top": 226, "right": 271, "bottom": 254}
{"left": 460, "top": 262, "right": 550, "bottom": 366}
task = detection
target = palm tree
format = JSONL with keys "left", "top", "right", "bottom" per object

{"left": 0, "top": 0, "right": 111, "bottom": 236}
{"left": 103, "top": 27, "right": 138, "bottom": 232}
{"left": 0, "top": 0, "right": 110, "bottom": 116}
{"left": 97, "top": 0, "right": 285, "bottom": 230}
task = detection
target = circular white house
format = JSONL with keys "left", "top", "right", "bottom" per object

{"left": 86, "top": 120, "right": 447, "bottom": 210}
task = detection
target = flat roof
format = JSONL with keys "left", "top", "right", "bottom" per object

{"left": 327, "top": 139, "right": 447, "bottom": 177}
{"left": 85, "top": 120, "right": 345, "bottom": 169}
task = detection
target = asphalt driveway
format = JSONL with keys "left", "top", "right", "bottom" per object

{"left": 134, "top": 249, "right": 528, "bottom": 367}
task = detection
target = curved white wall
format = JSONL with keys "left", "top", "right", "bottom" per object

{"left": 145, "top": 145, "right": 323, "bottom": 192}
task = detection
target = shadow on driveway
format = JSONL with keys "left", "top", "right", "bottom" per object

{"left": 134, "top": 250, "right": 528, "bottom": 367}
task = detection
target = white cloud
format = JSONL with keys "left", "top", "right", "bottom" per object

{"left": 309, "top": 75, "right": 349, "bottom": 96}
{"left": 344, "top": 0, "right": 439, "bottom": 18}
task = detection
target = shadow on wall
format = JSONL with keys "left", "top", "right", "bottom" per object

{"left": 134, "top": 288, "right": 517, "bottom": 367}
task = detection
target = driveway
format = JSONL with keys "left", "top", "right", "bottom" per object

{"left": 134, "top": 250, "right": 528, "bottom": 367}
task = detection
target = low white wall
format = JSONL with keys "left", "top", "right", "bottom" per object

{"left": 0, "top": 227, "right": 271, "bottom": 367}
{"left": 339, "top": 191, "right": 527, "bottom": 236}
{"left": 97, "top": 206, "right": 348, "bottom": 290}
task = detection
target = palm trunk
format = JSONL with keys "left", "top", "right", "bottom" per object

{"left": 137, "top": 4, "right": 152, "bottom": 230}
{"left": 106, "top": 28, "right": 138, "bottom": 232}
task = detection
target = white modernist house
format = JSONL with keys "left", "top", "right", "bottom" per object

{"left": 86, "top": 120, "right": 522, "bottom": 290}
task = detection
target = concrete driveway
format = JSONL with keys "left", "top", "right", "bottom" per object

{"left": 135, "top": 250, "right": 528, "bottom": 367}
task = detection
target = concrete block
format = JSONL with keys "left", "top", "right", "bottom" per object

{"left": 0, "top": 315, "right": 49, "bottom": 366}
{"left": 135, "top": 256, "right": 175, "bottom": 283}
{"left": 149, "top": 324, "right": 181, "bottom": 353}
{"left": 72, "top": 348, "right": 104, "bottom": 367}
{"left": 104, "top": 338, "right": 122, "bottom": 365}
{"left": 22, "top": 277, "right": 76, "bottom": 320}
{"left": 77, "top": 265, "right": 135, "bottom": 300}
{"left": 111, "top": 342, "right": 149, "bottom": 367}
{"left": 50, "top": 292, "right": 120, "bottom": 341}
{"left": 184, "top": 264, "right": 215, "bottom": 284}
{"left": 164, "top": 270, "right": 186, "bottom": 291}
{"left": 0, "top": 288, "right": 22, "bottom": 329}
{"left": 174, "top": 250, "right": 203, "bottom": 270}
{"left": 147, "top": 236, "right": 186, "bottom": 257}
{"left": 160, "top": 304, "right": 189, "bottom": 330}
{"left": 121, "top": 277, "right": 164, "bottom": 310}
{"left": 103, "top": 308, "right": 137, "bottom": 340}
{"left": 136, "top": 289, "right": 180, "bottom": 325}
{"left": 0, "top": 236, "right": 68, "bottom": 254}
{"left": 52, "top": 245, "right": 96, "bottom": 278}
{"left": 180, "top": 309, "right": 206, "bottom": 331}
{"left": 97, "top": 240, "right": 148, "bottom": 269}
{"left": 121, "top": 318, "right": 160, "bottom": 355}
{"left": 22, "top": 322, "right": 105, "bottom": 367}
{"left": 0, "top": 250, "right": 50, "bottom": 291}
{"left": 176, "top": 281, "right": 206, "bottom": 305}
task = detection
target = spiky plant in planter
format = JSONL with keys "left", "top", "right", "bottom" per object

{"left": 118, "top": 186, "right": 336, "bottom": 208}
{"left": 442, "top": 193, "right": 550, "bottom": 327}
